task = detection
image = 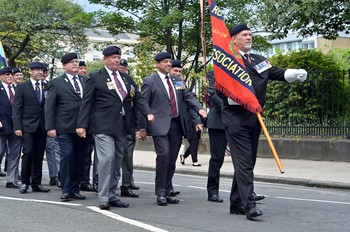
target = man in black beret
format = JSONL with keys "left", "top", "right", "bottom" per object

{"left": 45, "top": 52, "right": 88, "bottom": 201}
{"left": 169, "top": 60, "right": 182, "bottom": 77}
{"left": 13, "top": 61, "right": 50, "bottom": 193}
{"left": 222, "top": 23, "right": 307, "bottom": 219}
{"left": 138, "top": 52, "right": 207, "bottom": 206}
{"left": 0, "top": 67, "right": 22, "bottom": 186}
{"left": 12, "top": 68, "right": 23, "bottom": 86}
{"left": 78, "top": 61, "right": 87, "bottom": 76}
{"left": 76, "top": 46, "right": 154, "bottom": 210}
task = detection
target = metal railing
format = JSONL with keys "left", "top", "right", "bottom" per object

{"left": 187, "top": 69, "right": 350, "bottom": 138}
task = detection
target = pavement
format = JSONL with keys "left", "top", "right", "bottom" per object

{"left": 133, "top": 150, "right": 350, "bottom": 190}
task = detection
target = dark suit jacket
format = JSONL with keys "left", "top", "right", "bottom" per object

{"left": 12, "top": 80, "right": 46, "bottom": 133}
{"left": 45, "top": 74, "right": 87, "bottom": 135}
{"left": 221, "top": 53, "right": 286, "bottom": 127}
{"left": 206, "top": 70, "right": 224, "bottom": 130}
{"left": 138, "top": 73, "right": 202, "bottom": 137}
{"left": 0, "top": 83, "right": 14, "bottom": 135}
{"left": 77, "top": 68, "right": 151, "bottom": 138}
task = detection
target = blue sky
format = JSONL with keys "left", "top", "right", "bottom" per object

{"left": 75, "top": 0, "right": 107, "bottom": 12}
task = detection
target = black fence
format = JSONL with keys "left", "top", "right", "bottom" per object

{"left": 187, "top": 69, "right": 350, "bottom": 138}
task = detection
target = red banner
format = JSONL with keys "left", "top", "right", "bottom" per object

{"left": 208, "top": 0, "right": 262, "bottom": 114}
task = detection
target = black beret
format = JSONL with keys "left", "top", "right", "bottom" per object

{"left": 61, "top": 53, "right": 78, "bottom": 64}
{"left": 41, "top": 63, "right": 49, "bottom": 71}
{"left": 79, "top": 61, "right": 86, "bottom": 67}
{"left": 120, "top": 59, "right": 128, "bottom": 67}
{"left": 103, "top": 46, "right": 121, "bottom": 56}
{"left": 229, "top": 23, "right": 250, "bottom": 36}
{"left": 171, "top": 60, "right": 181, "bottom": 68}
{"left": 29, "top": 62, "right": 44, "bottom": 69}
{"left": 154, "top": 52, "right": 172, "bottom": 62}
{"left": 12, "top": 67, "right": 22, "bottom": 74}
{"left": 0, "top": 66, "right": 12, "bottom": 75}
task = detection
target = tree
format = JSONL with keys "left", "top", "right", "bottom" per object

{"left": 258, "top": 0, "right": 350, "bottom": 40}
{"left": 89, "top": 0, "right": 270, "bottom": 80}
{"left": 0, "top": 0, "right": 94, "bottom": 67}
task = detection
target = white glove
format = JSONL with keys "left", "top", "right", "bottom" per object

{"left": 284, "top": 69, "right": 307, "bottom": 83}
{"left": 228, "top": 98, "right": 239, "bottom": 105}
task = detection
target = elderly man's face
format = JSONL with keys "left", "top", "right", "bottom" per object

{"left": 156, "top": 59, "right": 172, "bottom": 74}
{"left": 13, "top": 72, "right": 23, "bottom": 84}
{"left": 78, "top": 65, "right": 87, "bottom": 76}
{"left": 232, "top": 29, "right": 252, "bottom": 53}
{"left": 1, "top": 73, "right": 13, "bottom": 85}
{"left": 170, "top": 67, "right": 182, "bottom": 77}
{"left": 104, "top": 54, "right": 121, "bottom": 72}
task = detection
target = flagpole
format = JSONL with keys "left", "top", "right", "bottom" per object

{"left": 256, "top": 113, "right": 284, "bottom": 173}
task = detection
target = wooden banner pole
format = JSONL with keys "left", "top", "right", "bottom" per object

{"left": 256, "top": 112, "right": 284, "bottom": 173}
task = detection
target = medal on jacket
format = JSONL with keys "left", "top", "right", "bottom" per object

{"left": 253, "top": 60, "right": 272, "bottom": 74}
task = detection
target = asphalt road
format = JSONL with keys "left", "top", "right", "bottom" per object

{"left": 1, "top": 169, "right": 350, "bottom": 232}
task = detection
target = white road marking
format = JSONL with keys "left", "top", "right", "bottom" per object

{"left": 87, "top": 206, "right": 169, "bottom": 232}
{"left": 0, "top": 196, "right": 83, "bottom": 206}
{"left": 275, "top": 196, "right": 350, "bottom": 205}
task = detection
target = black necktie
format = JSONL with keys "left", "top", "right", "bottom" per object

{"left": 8, "top": 85, "right": 14, "bottom": 105}
{"left": 244, "top": 53, "right": 251, "bottom": 63}
{"left": 165, "top": 76, "right": 177, "bottom": 117}
{"left": 112, "top": 71, "right": 127, "bottom": 99}
{"left": 72, "top": 76, "right": 81, "bottom": 97}
{"left": 35, "top": 81, "right": 41, "bottom": 103}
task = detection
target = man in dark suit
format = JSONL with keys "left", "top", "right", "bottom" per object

{"left": 206, "top": 70, "right": 226, "bottom": 203}
{"left": 0, "top": 67, "right": 22, "bottom": 188}
{"left": 138, "top": 52, "right": 207, "bottom": 206}
{"left": 118, "top": 60, "right": 140, "bottom": 198}
{"left": 76, "top": 46, "right": 154, "bottom": 210}
{"left": 13, "top": 62, "right": 50, "bottom": 194}
{"left": 222, "top": 24, "right": 307, "bottom": 220}
{"left": 45, "top": 53, "right": 88, "bottom": 201}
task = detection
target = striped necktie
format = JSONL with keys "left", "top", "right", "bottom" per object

{"left": 165, "top": 76, "right": 177, "bottom": 117}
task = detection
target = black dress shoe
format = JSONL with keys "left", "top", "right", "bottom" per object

{"left": 49, "top": 177, "right": 58, "bottom": 186}
{"left": 32, "top": 184, "right": 50, "bottom": 192}
{"left": 169, "top": 190, "right": 180, "bottom": 197}
{"left": 19, "top": 184, "right": 29, "bottom": 194}
{"left": 180, "top": 155, "right": 185, "bottom": 165}
{"left": 166, "top": 196, "right": 179, "bottom": 204}
{"left": 0, "top": 171, "right": 6, "bottom": 177}
{"left": 130, "top": 183, "right": 139, "bottom": 190}
{"left": 109, "top": 199, "right": 129, "bottom": 208}
{"left": 80, "top": 184, "right": 95, "bottom": 192}
{"left": 252, "top": 192, "right": 265, "bottom": 201}
{"left": 99, "top": 202, "right": 111, "bottom": 210}
{"left": 60, "top": 193, "right": 70, "bottom": 202}
{"left": 121, "top": 188, "right": 139, "bottom": 198}
{"left": 6, "top": 182, "right": 20, "bottom": 189}
{"left": 208, "top": 194, "right": 223, "bottom": 202}
{"left": 157, "top": 195, "right": 167, "bottom": 206}
{"left": 246, "top": 207, "right": 263, "bottom": 220}
{"left": 70, "top": 192, "right": 86, "bottom": 200}
{"left": 230, "top": 206, "right": 245, "bottom": 215}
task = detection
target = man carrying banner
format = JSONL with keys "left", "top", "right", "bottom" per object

{"left": 221, "top": 23, "right": 307, "bottom": 220}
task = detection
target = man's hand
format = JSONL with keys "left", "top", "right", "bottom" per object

{"left": 284, "top": 69, "right": 307, "bottom": 83}
{"left": 47, "top": 129, "right": 57, "bottom": 138}
{"left": 147, "top": 114, "right": 155, "bottom": 122}
{"left": 76, "top": 128, "right": 86, "bottom": 138}
{"left": 0, "top": 121, "right": 3, "bottom": 129}
{"left": 195, "top": 124, "right": 203, "bottom": 131}
{"left": 15, "top": 130, "right": 22, "bottom": 137}
{"left": 138, "top": 129, "right": 148, "bottom": 140}
{"left": 198, "top": 109, "right": 207, "bottom": 118}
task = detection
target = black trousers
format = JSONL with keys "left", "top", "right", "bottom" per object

{"left": 21, "top": 128, "right": 46, "bottom": 185}
{"left": 153, "top": 118, "right": 182, "bottom": 196}
{"left": 184, "top": 131, "right": 201, "bottom": 163}
{"left": 207, "top": 128, "right": 227, "bottom": 196}
{"left": 58, "top": 133, "right": 88, "bottom": 195}
{"left": 225, "top": 123, "right": 261, "bottom": 211}
{"left": 80, "top": 135, "right": 95, "bottom": 185}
